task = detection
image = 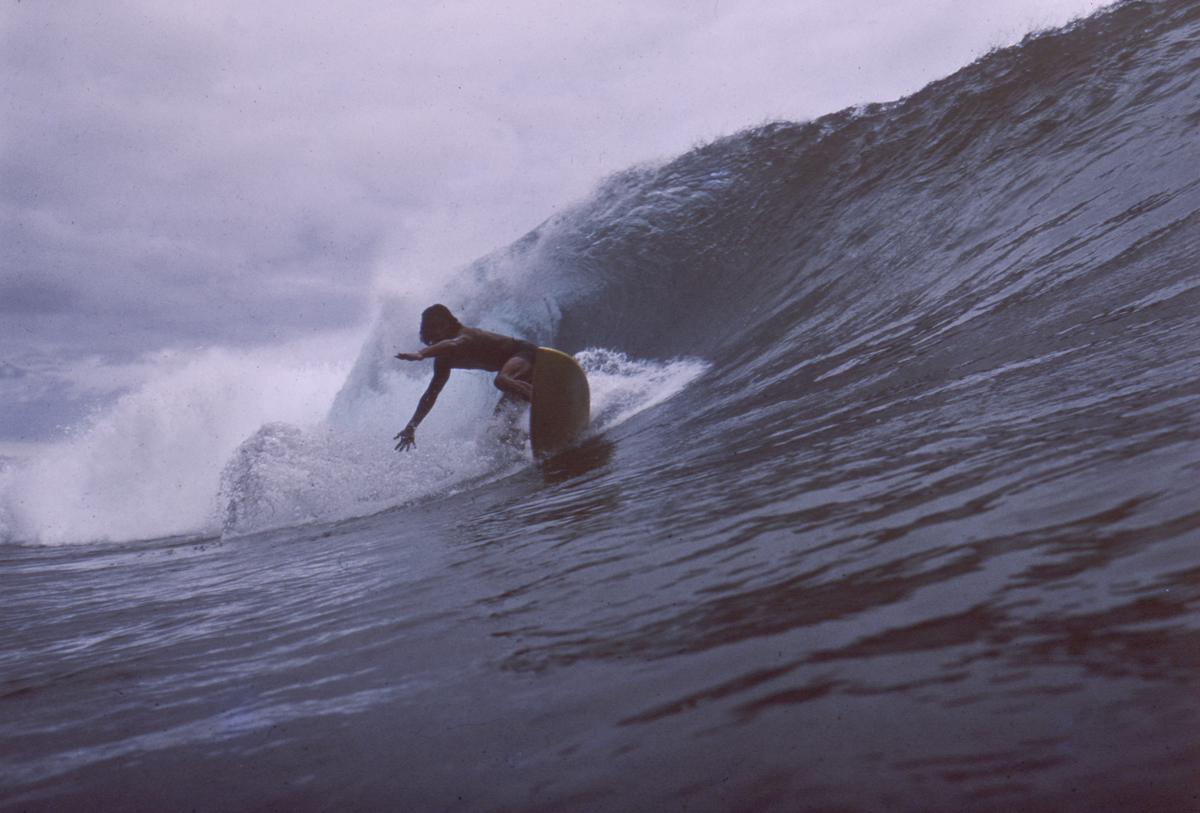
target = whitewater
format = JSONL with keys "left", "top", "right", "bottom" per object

{"left": 2, "top": 1, "right": 1199, "bottom": 810}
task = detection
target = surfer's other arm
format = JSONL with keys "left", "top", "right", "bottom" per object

{"left": 394, "top": 361, "right": 449, "bottom": 451}
{"left": 394, "top": 335, "right": 465, "bottom": 362}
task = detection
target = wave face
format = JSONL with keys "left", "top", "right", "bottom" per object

{"left": 3, "top": 2, "right": 1199, "bottom": 811}
{"left": 296, "top": 0, "right": 1198, "bottom": 540}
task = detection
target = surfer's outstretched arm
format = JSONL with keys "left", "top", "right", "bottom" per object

{"left": 395, "top": 362, "right": 450, "bottom": 451}
{"left": 395, "top": 336, "right": 466, "bottom": 362}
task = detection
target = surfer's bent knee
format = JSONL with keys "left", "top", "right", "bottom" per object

{"left": 494, "top": 356, "right": 534, "bottom": 401}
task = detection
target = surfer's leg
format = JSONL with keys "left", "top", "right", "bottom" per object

{"left": 487, "top": 391, "right": 528, "bottom": 449}
{"left": 494, "top": 356, "right": 533, "bottom": 402}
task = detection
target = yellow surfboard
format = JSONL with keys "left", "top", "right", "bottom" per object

{"left": 530, "top": 348, "right": 590, "bottom": 457}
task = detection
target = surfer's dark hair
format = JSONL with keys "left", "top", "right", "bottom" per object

{"left": 419, "top": 304, "right": 462, "bottom": 345}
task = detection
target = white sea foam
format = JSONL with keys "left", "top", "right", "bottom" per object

{"left": 0, "top": 343, "right": 353, "bottom": 546}
{"left": 577, "top": 349, "right": 708, "bottom": 432}
{"left": 0, "top": 339, "right": 707, "bottom": 544}
{"left": 217, "top": 348, "right": 708, "bottom": 538}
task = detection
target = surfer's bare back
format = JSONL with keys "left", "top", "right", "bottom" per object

{"left": 393, "top": 304, "right": 537, "bottom": 451}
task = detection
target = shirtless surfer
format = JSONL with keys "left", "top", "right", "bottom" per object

{"left": 393, "top": 304, "right": 537, "bottom": 451}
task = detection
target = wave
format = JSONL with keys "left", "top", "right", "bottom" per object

{"left": 3, "top": 0, "right": 1197, "bottom": 545}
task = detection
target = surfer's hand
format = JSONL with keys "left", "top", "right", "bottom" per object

{"left": 394, "top": 426, "right": 417, "bottom": 452}
{"left": 395, "top": 351, "right": 422, "bottom": 362}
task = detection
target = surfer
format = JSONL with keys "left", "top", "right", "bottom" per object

{"left": 393, "top": 304, "right": 537, "bottom": 451}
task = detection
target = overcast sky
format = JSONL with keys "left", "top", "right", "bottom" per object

{"left": 2, "top": 0, "right": 1109, "bottom": 443}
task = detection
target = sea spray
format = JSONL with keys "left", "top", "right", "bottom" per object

{"left": 0, "top": 345, "right": 351, "bottom": 545}
{"left": 219, "top": 348, "right": 708, "bottom": 537}
{"left": 0, "top": 301, "right": 707, "bottom": 544}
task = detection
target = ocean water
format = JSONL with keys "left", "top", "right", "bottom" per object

{"left": 3, "top": 1, "right": 1199, "bottom": 810}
